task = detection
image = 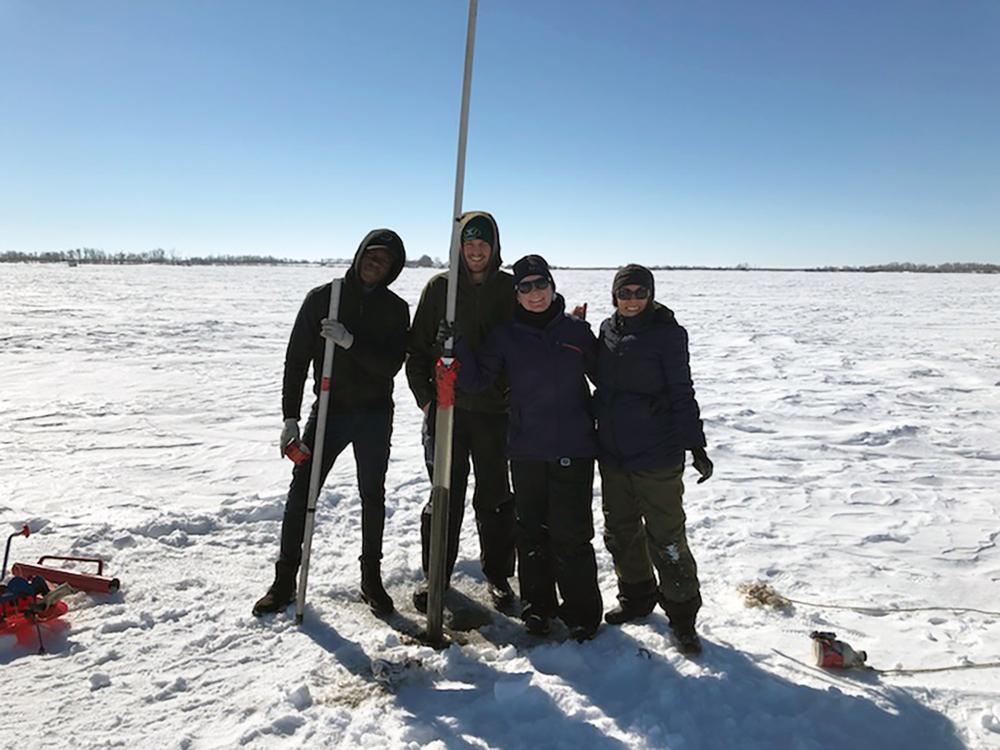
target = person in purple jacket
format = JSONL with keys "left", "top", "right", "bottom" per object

{"left": 453, "top": 255, "right": 603, "bottom": 641}
{"left": 595, "top": 264, "right": 713, "bottom": 654}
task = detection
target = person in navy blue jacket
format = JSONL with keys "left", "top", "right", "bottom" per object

{"left": 595, "top": 264, "right": 713, "bottom": 654}
{"left": 455, "top": 255, "right": 603, "bottom": 641}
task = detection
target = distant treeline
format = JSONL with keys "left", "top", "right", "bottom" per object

{"left": 0, "top": 248, "right": 445, "bottom": 268}
{"left": 804, "top": 262, "right": 999, "bottom": 274}
{"left": 2, "top": 250, "right": 994, "bottom": 273}
{"left": 558, "top": 262, "right": 1000, "bottom": 274}
{"left": 0, "top": 248, "right": 305, "bottom": 266}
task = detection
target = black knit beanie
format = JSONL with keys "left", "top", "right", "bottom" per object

{"left": 512, "top": 254, "right": 555, "bottom": 290}
{"left": 461, "top": 215, "right": 495, "bottom": 251}
{"left": 612, "top": 264, "right": 654, "bottom": 305}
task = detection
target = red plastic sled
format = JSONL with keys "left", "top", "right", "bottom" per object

{"left": 0, "top": 600, "right": 69, "bottom": 635}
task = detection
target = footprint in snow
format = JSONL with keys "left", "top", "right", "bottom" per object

{"left": 861, "top": 533, "right": 910, "bottom": 544}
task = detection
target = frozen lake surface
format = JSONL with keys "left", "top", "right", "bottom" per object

{"left": 2, "top": 264, "right": 999, "bottom": 749}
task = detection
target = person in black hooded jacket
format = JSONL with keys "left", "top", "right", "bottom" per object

{"left": 594, "top": 264, "right": 713, "bottom": 654}
{"left": 405, "top": 212, "right": 517, "bottom": 613}
{"left": 253, "top": 229, "right": 410, "bottom": 619}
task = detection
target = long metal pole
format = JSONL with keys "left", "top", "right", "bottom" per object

{"left": 427, "top": 0, "right": 478, "bottom": 643}
{"left": 296, "top": 278, "right": 343, "bottom": 624}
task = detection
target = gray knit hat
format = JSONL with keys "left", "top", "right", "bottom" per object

{"left": 612, "top": 264, "right": 654, "bottom": 304}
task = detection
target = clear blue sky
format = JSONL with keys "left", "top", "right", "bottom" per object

{"left": 2, "top": 1, "right": 998, "bottom": 267}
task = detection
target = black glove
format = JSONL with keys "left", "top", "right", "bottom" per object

{"left": 435, "top": 319, "right": 456, "bottom": 346}
{"left": 691, "top": 447, "right": 713, "bottom": 484}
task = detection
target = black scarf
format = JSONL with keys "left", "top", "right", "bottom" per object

{"left": 515, "top": 294, "right": 565, "bottom": 329}
{"left": 613, "top": 301, "right": 657, "bottom": 333}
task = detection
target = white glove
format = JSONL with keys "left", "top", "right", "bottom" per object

{"left": 321, "top": 319, "right": 354, "bottom": 349}
{"left": 280, "top": 418, "right": 300, "bottom": 456}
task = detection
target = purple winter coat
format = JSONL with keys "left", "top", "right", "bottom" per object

{"left": 595, "top": 302, "right": 706, "bottom": 472}
{"left": 456, "top": 295, "right": 599, "bottom": 461}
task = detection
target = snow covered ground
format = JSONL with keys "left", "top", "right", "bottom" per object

{"left": 2, "top": 264, "right": 999, "bottom": 749}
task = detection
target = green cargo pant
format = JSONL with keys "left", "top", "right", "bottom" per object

{"left": 598, "top": 461, "right": 700, "bottom": 605}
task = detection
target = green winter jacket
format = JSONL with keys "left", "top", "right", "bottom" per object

{"left": 406, "top": 211, "right": 515, "bottom": 414}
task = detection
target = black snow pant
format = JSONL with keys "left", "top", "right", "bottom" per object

{"left": 420, "top": 405, "right": 516, "bottom": 586}
{"left": 277, "top": 405, "right": 392, "bottom": 576}
{"left": 510, "top": 457, "right": 602, "bottom": 630}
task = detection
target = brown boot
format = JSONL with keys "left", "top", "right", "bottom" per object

{"left": 252, "top": 562, "right": 296, "bottom": 617}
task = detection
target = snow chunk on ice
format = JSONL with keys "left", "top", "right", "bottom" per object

{"left": 132, "top": 515, "right": 219, "bottom": 540}
{"left": 112, "top": 533, "right": 136, "bottom": 548}
{"left": 240, "top": 715, "right": 306, "bottom": 744}
{"left": 286, "top": 684, "right": 313, "bottom": 711}
{"left": 147, "top": 676, "right": 189, "bottom": 702}
{"left": 496, "top": 645, "right": 518, "bottom": 662}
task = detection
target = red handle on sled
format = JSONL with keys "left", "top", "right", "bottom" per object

{"left": 2, "top": 525, "right": 30, "bottom": 579}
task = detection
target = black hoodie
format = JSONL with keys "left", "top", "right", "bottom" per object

{"left": 405, "top": 211, "right": 515, "bottom": 413}
{"left": 282, "top": 229, "right": 410, "bottom": 418}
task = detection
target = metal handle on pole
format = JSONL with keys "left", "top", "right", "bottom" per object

{"left": 427, "top": 0, "right": 479, "bottom": 644}
{"left": 296, "top": 278, "right": 343, "bottom": 625}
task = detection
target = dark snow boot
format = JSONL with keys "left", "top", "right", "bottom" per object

{"left": 412, "top": 584, "right": 429, "bottom": 614}
{"left": 569, "top": 622, "right": 600, "bottom": 642}
{"left": 524, "top": 613, "right": 551, "bottom": 636}
{"left": 662, "top": 593, "right": 703, "bottom": 655}
{"left": 412, "top": 582, "right": 454, "bottom": 614}
{"left": 360, "top": 559, "right": 394, "bottom": 617}
{"left": 605, "top": 578, "right": 658, "bottom": 625}
{"left": 673, "top": 629, "right": 702, "bottom": 655}
{"left": 487, "top": 578, "right": 516, "bottom": 612}
{"left": 252, "top": 562, "right": 296, "bottom": 617}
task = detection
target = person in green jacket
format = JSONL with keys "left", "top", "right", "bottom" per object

{"left": 406, "top": 211, "right": 517, "bottom": 612}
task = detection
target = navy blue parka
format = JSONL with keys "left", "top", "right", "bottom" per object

{"left": 456, "top": 295, "right": 599, "bottom": 462}
{"left": 595, "top": 302, "right": 706, "bottom": 472}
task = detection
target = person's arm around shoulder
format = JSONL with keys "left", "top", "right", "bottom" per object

{"left": 577, "top": 314, "right": 599, "bottom": 382}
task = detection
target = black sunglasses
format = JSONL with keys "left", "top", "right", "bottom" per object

{"left": 616, "top": 286, "right": 650, "bottom": 301}
{"left": 515, "top": 278, "right": 551, "bottom": 294}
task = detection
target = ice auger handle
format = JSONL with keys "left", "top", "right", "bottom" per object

{"left": 37, "top": 555, "right": 104, "bottom": 577}
{"left": 3, "top": 525, "right": 31, "bottom": 579}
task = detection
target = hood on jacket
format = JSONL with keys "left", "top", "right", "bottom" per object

{"left": 612, "top": 300, "right": 675, "bottom": 332}
{"left": 456, "top": 211, "right": 502, "bottom": 280}
{"left": 349, "top": 228, "right": 406, "bottom": 288}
